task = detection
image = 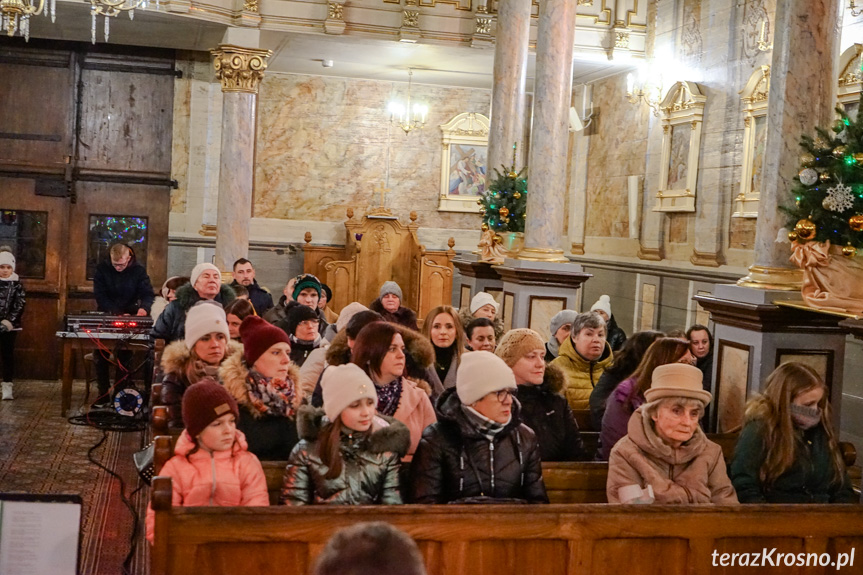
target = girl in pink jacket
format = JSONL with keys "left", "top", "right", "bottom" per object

{"left": 146, "top": 379, "right": 269, "bottom": 543}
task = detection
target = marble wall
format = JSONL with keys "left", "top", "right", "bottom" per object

{"left": 253, "top": 73, "right": 491, "bottom": 230}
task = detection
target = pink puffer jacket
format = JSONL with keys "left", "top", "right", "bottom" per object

{"left": 145, "top": 429, "right": 269, "bottom": 543}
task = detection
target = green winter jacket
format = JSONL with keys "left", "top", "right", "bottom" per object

{"left": 730, "top": 419, "right": 857, "bottom": 504}
{"left": 280, "top": 406, "right": 410, "bottom": 505}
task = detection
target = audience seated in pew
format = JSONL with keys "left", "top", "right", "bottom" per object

{"left": 267, "top": 274, "right": 330, "bottom": 337}
{"left": 410, "top": 351, "right": 548, "bottom": 504}
{"left": 421, "top": 305, "right": 465, "bottom": 398}
{"left": 496, "top": 329, "right": 587, "bottom": 462}
{"left": 150, "top": 276, "right": 188, "bottom": 322}
{"left": 351, "top": 321, "right": 436, "bottom": 457}
{"left": 318, "top": 283, "right": 340, "bottom": 327}
{"left": 314, "top": 522, "right": 427, "bottom": 575}
{"left": 276, "top": 303, "right": 325, "bottom": 367}
{"left": 458, "top": 292, "right": 504, "bottom": 342}
{"left": 607, "top": 363, "right": 738, "bottom": 504}
{"left": 465, "top": 317, "right": 496, "bottom": 352}
{"left": 146, "top": 379, "right": 268, "bottom": 543}
{"left": 224, "top": 298, "right": 255, "bottom": 342}
{"left": 304, "top": 302, "right": 370, "bottom": 391}
{"left": 160, "top": 302, "right": 241, "bottom": 430}
{"left": 281, "top": 364, "right": 410, "bottom": 505}
{"left": 589, "top": 330, "right": 663, "bottom": 431}
{"left": 221, "top": 315, "right": 302, "bottom": 460}
{"left": 551, "top": 311, "right": 614, "bottom": 413}
{"left": 599, "top": 337, "right": 694, "bottom": 461}
{"left": 370, "top": 281, "right": 419, "bottom": 331}
{"left": 544, "top": 309, "right": 576, "bottom": 364}
{"left": 731, "top": 362, "right": 859, "bottom": 504}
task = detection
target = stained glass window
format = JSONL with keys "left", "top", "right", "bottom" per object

{"left": 0, "top": 210, "right": 48, "bottom": 279}
{"left": 87, "top": 215, "right": 149, "bottom": 280}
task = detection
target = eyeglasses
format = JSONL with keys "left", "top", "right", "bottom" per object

{"left": 299, "top": 319, "right": 320, "bottom": 327}
{"left": 494, "top": 389, "right": 517, "bottom": 402}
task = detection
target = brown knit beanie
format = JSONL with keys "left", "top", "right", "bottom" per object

{"left": 182, "top": 378, "right": 239, "bottom": 438}
{"left": 495, "top": 328, "right": 546, "bottom": 367}
{"left": 239, "top": 315, "right": 291, "bottom": 367}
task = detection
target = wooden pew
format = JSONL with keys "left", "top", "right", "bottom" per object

{"left": 149, "top": 480, "right": 863, "bottom": 575}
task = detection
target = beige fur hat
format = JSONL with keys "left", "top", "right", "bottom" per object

{"left": 644, "top": 363, "right": 712, "bottom": 405}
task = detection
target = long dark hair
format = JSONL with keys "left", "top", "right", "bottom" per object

{"left": 604, "top": 330, "right": 664, "bottom": 380}
{"left": 352, "top": 321, "right": 400, "bottom": 382}
{"left": 318, "top": 420, "right": 344, "bottom": 480}
{"left": 625, "top": 337, "right": 691, "bottom": 407}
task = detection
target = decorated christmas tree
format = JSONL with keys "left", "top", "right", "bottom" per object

{"left": 783, "top": 92, "right": 863, "bottom": 256}
{"left": 477, "top": 145, "right": 528, "bottom": 233}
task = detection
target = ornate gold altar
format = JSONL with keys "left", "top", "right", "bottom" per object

{"left": 303, "top": 208, "right": 456, "bottom": 322}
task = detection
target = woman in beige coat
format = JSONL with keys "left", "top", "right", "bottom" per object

{"left": 606, "top": 363, "right": 738, "bottom": 505}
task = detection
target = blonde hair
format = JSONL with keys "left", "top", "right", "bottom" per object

{"left": 110, "top": 243, "right": 131, "bottom": 261}
{"left": 421, "top": 305, "right": 465, "bottom": 361}
{"left": 742, "top": 362, "right": 844, "bottom": 487}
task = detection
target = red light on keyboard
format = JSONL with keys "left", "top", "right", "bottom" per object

{"left": 113, "top": 321, "right": 123, "bottom": 327}
{"left": 129, "top": 322, "right": 137, "bottom": 327}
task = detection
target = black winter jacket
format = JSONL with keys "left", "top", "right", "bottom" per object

{"left": 409, "top": 388, "right": 548, "bottom": 504}
{"left": 0, "top": 280, "right": 25, "bottom": 327}
{"left": 517, "top": 363, "right": 587, "bottom": 462}
{"left": 266, "top": 298, "right": 329, "bottom": 338}
{"left": 151, "top": 283, "right": 236, "bottom": 344}
{"left": 230, "top": 279, "right": 273, "bottom": 315}
{"left": 606, "top": 315, "right": 627, "bottom": 352}
{"left": 93, "top": 259, "right": 154, "bottom": 315}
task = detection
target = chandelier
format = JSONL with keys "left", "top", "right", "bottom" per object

{"left": 1, "top": 0, "right": 54, "bottom": 41}
{"left": 626, "top": 70, "right": 663, "bottom": 117}
{"left": 89, "top": 0, "right": 157, "bottom": 43}
{"left": 388, "top": 68, "right": 428, "bottom": 135}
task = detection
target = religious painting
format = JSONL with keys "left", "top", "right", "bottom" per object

{"left": 438, "top": 112, "right": 490, "bottom": 213}
{"left": 654, "top": 81, "right": 705, "bottom": 212}
{"left": 749, "top": 115, "right": 767, "bottom": 194}
{"left": 716, "top": 340, "right": 751, "bottom": 433}
{"left": 734, "top": 65, "right": 769, "bottom": 218}
{"left": 666, "top": 124, "right": 691, "bottom": 191}
{"left": 447, "top": 144, "right": 487, "bottom": 197}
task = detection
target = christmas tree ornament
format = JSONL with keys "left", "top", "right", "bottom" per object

{"left": 522, "top": 213, "right": 526, "bottom": 219}
{"left": 508, "top": 170, "right": 518, "bottom": 178}
{"left": 833, "top": 145, "right": 847, "bottom": 158}
{"left": 799, "top": 168, "right": 818, "bottom": 186}
{"left": 479, "top": 208, "right": 486, "bottom": 215}
{"left": 799, "top": 153, "right": 816, "bottom": 166}
{"left": 814, "top": 136, "right": 830, "bottom": 150}
{"left": 820, "top": 172, "right": 831, "bottom": 183}
{"left": 794, "top": 218, "right": 817, "bottom": 241}
{"left": 855, "top": 153, "right": 863, "bottom": 164}
{"left": 476, "top": 198, "right": 483, "bottom": 205}
{"left": 833, "top": 119, "right": 846, "bottom": 133}
{"left": 498, "top": 207, "right": 510, "bottom": 218}
{"left": 788, "top": 230, "right": 799, "bottom": 242}
{"left": 823, "top": 181, "right": 855, "bottom": 212}
{"left": 842, "top": 243, "right": 857, "bottom": 257}
{"left": 481, "top": 223, "right": 489, "bottom": 231}
{"left": 850, "top": 214, "right": 863, "bottom": 232}
{"left": 513, "top": 191, "right": 521, "bottom": 199}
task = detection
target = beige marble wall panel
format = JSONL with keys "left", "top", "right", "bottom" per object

{"left": 729, "top": 217, "right": 756, "bottom": 250}
{"left": 253, "top": 73, "right": 490, "bottom": 230}
{"left": 529, "top": 297, "right": 565, "bottom": 341}
{"left": 668, "top": 213, "right": 690, "bottom": 244}
{"left": 584, "top": 74, "right": 649, "bottom": 238}
{"left": 171, "top": 63, "right": 191, "bottom": 214}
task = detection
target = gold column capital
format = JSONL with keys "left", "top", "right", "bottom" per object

{"left": 211, "top": 45, "right": 273, "bottom": 94}
{"left": 737, "top": 264, "right": 803, "bottom": 291}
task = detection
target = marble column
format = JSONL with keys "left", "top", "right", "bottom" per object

{"left": 739, "top": 0, "right": 841, "bottom": 289}
{"left": 519, "top": 0, "right": 577, "bottom": 262}
{"left": 486, "top": 0, "right": 531, "bottom": 174}
{"left": 211, "top": 45, "right": 272, "bottom": 277}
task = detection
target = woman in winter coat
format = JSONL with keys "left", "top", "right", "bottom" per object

{"left": 145, "top": 380, "right": 269, "bottom": 543}
{"left": 369, "top": 281, "right": 419, "bottom": 331}
{"left": 280, "top": 364, "right": 410, "bottom": 505}
{"left": 607, "top": 363, "right": 737, "bottom": 504}
{"left": 0, "top": 251, "right": 25, "bottom": 401}
{"left": 458, "top": 292, "right": 504, "bottom": 342}
{"left": 160, "top": 302, "right": 240, "bottom": 429}
{"left": 220, "top": 315, "right": 304, "bottom": 460}
{"left": 275, "top": 303, "right": 324, "bottom": 367}
{"left": 496, "top": 329, "right": 587, "bottom": 462}
{"left": 550, "top": 311, "right": 614, "bottom": 412}
{"left": 224, "top": 298, "right": 255, "bottom": 342}
{"left": 590, "top": 295, "right": 627, "bottom": 351}
{"left": 730, "top": 362, "right": 856, "bottom": 503}
{"left": 150, "top": 276, "right": 189, "bottom": 322}
{"left": 351, "top": 321, "right": 436, "bottom": 456}
{"left": 421, "top": 305, "right": 465, "bottom": 398}
{"left": 589, "top": 330, "right": 664, "bottom": 430}
{"left": 410, "top": 351, "right": 548, "bottom": 504}
{"left": 598, "top": 337, "right": 694, "bottom": 460}
{"left": 544, "top": 310, "right": 577, "bottom": 364}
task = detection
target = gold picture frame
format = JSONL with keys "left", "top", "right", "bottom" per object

{"left": 838, "top": 43, "right": 862, "bottom": 121}
{"left": 438, "top": 112, "right": 490, "bottom": 213}
{"left": 654, "top": 81, "right": 706, "bottom": 213}
{"left": 733, "top": 65, "right": 770, "bottom": 219}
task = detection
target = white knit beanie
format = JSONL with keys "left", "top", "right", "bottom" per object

{"left": 590, "top": 294, "right": 612, "bottom": 317}
{"left": 456, "top": 351, "right": 516, "bottom": 406}
{"left": 470, "top": 292, "right": 500, "bottom": 315}
{"left": 322, "top": 363, "right": 378, "bottom": 422}
{"left": 336, "top": 302, "right": 369, "bottom": 333}
{"left": 184, "top": 301, "right": 230, "bottom": 349}
{"left": 191, "top": 262, "right": 221, "bottom": 288}
{"left": 379, "top": 281, "right": 403, "bottom": 301}
{"left": 0, "top": 251, "right": 15, "bottom": 271}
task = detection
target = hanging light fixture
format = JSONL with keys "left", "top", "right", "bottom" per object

{"left": 1, "top": 0, "right": 54, "bottom": 42}
{"left": 89, "top": 0, "right": 157, "bottom": 44}
{"left": 388, "top": 68, "right": 428, "bottom": 135}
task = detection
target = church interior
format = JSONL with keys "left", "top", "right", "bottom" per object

{"left": 1, "top": 0, "right": 863, "bottom": 573}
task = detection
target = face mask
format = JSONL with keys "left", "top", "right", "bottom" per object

{"left": 789, "top": 403, "right": 822, "bottom": 430}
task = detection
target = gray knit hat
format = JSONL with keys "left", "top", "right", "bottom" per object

{"left": 379, "top": 281, "right": 403, "bottom": 301}
{"left": 549, "top": 310, "right": 578, "bottom": 338}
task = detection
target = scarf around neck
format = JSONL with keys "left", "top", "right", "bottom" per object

{"left": 245, "top": 369, "right": 297, "bottom": 418}
{"left": 462, "top": 404, "right": 510, "bottom": 442}
{"left": 375, "top": 377, "right": 403, "bottom": 416}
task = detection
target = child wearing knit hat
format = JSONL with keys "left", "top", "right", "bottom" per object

{"left": 0, "top": 249, "right": 24, "bottom": 400}
{"left": 145, "top": 379, "right": 269, "bottom": 543}
{"left": 280, "top": 363, "right": 410, "bottom": 505}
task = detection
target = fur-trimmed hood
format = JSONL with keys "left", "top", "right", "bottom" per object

{"left": 160, "top": 338, "right": 243, "bottom": 376}
{"left": 541, "top": 362, "right": 567, "bottom": 395}
{"left": 295, "top": 404, "right": 411, "bottom": 458}
{"left": 219, "top": 351, "right": 304, "bottom": 417}
{"left": 324, "top": 323, "right": 434, "bottom": 383}
{"left": 369, "top": 298, "right": 419, "bottom": 330}
{"left": 458, "top": 306, "right": 505, "bottom": 341}
{"left": 174, "top": 282, "right": 237, "bottom": 312}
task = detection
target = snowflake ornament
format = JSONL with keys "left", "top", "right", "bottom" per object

{"left": 822, "top": 181, "right": 855, "bottom": 212}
